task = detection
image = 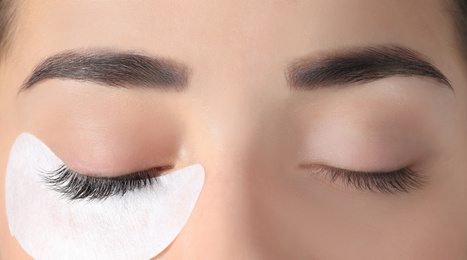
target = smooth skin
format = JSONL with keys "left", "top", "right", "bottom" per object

{"left": 1, "top": 0, "right": 467, "bottom": 259}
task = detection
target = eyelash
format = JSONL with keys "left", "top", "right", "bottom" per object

{"left": 310, "top": 165, "right": 425, "bottom": 194}
{"left": 42, "top": 162, "right": 423, "bottom": 200}
{"left": 41, "top": 165, "right": 171, "bottom": 201}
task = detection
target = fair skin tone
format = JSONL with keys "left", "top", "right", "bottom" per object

{"left": 1, "top": 0, "right": 467, "bottom": 259}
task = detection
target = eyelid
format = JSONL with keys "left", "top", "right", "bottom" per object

{"left": 41, "top": 165, "right": 173, "bottom": 200}
{"left": 302, "top": 164, "right": 425, "bottom": 194}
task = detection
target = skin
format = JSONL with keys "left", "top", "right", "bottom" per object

{"left": 1, "top": 0, "right": 467, "bottom": 259}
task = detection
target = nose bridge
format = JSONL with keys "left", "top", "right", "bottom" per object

{"left": 162, "top": 79, "right": 280, "bottom": 259}
{"left": 186, "top": 164, "right": 260, "bottom": 258}
{"left": 166, "top": 139, "right": 266, "bottom": 259}
{"left": 187, "top": 71, "right": 270, "bottom": 165}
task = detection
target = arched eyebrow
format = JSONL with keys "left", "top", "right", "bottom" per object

{"left": 286, "top": 45, "right": 452, "bottom": 91}
{"left": 19, "top": 45, "right": 452, "bottom": 94}
{"left": 19, "top": 50, "right": 191, "bottom": 93}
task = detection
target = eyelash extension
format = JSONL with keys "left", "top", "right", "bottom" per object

{"left": 41, "top": 165, "right": 171, "bottom": 201}
{"left": 311, "top": 165, "right": 425, "bottom": 194}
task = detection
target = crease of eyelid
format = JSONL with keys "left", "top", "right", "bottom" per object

{"left": 40, "top": 165, "right": 174, "bottom": 201}
{"left": 299, "top": 164, "right": 426, "bottom": 194}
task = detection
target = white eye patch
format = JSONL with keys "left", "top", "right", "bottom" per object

{"left": 5, "top": 133, "right": 205, "bottom": 260}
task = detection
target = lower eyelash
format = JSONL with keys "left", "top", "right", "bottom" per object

{"left": 309, "top": 165, "right": 425, "bottom": 194}
{"left": 41, "top": 165, "right": 168, "bottom": 201}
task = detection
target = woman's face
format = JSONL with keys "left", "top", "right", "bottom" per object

{"left": 1, "top": 0, "right": 467, "bottom": 259}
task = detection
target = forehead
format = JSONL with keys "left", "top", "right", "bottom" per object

{"left": 9, "top": 0, "right": 457, "bottom": 83}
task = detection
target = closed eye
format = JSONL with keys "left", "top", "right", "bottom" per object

{"left": 301, "top": 164, "right": 425, "bottom": 194}
{"left": 41, "top": 165, "right": 173, "bottom": 201}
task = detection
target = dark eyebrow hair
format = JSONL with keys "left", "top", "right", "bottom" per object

{"left": 19, "top": 50, "right": 191, "bottom": 93}
{"left": 286, "top": 45, "right": 452, "bottom": 91}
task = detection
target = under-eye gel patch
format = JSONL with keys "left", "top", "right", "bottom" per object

{"left": 5, "top": 133, "right": 205, "bottom": 260}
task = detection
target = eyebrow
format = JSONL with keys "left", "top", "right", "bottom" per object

{"left": 286, "top": 45, "right": 452, "bottom": 91}
{"left": 19, "top": 50, "right": 191, "bottom": 93}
